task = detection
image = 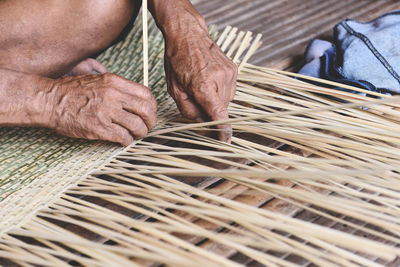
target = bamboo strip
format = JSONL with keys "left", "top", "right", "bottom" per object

{"left": 143, "top": 0, "right": 149, "bottom": 86}
{"left": 1, "top": 19, "right": 400, "bottom": 267}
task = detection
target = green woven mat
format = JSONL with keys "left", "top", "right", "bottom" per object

{"left": 0, "top": 128, "right": 112, "bottom": 200}
{"left": 0, "top": 15, "right": 219, "bottom": 233}
{"left": 0, "top": 14, "right": 180, "bottom": 204}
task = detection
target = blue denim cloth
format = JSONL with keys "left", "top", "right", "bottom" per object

{"left": 299, "top": 10, "right": 400, "bottom": 96}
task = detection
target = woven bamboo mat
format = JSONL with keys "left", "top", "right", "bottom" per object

{"left": 192, "top": 0, "right": 400, "bottom": 70}
{"left": 190, "top": 2, "right": 400, "bottom": 264}
{"left": 0, "top": 125, "right": 122, "bottom": 233}
{"left": 189, "top": 1, "right": 400, "bottom": 265}
{"left": 1, "top": 3, "right": 400, "bottom": 266}
{"left": 0, "top": 18, "right": 170, "bottom": 235}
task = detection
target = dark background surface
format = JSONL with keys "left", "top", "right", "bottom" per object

{"left": 192, "top": 0, "right": 400, "bottom": 70}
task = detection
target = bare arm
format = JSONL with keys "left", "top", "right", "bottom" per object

{"left": 0, "top": 68, "right": 157, "bottom": 146}
{"left": 147, "top": 0, "right": 238, "bottom": 142}
{"left": 0, "top": 68, "right": 52, "bottom": 127}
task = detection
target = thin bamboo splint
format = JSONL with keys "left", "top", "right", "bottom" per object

{"left": 1, "top": 11, "right": 400, "bottom": 267}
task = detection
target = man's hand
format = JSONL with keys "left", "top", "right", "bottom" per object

{"left": 164, "top": 26, "right": 238, "bottom": 143}
{"left": 149, "top": 0, "right": 238, "bottom": 143}
{"left": 46, "top": 73, "right": 157, "bottom": 146}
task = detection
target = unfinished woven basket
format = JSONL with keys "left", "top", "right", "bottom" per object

{"left": 1, "top": 12, "right": 400, "bottom": 267}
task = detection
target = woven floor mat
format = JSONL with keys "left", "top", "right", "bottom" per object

{"left": 1, "top": 9, "right": 400, "bottom": 267}
{"left": 0, "top": 16, "right": 174, "bottom": 234}
{"left": 0, "top": 122, "right": 121, "bottom": 233}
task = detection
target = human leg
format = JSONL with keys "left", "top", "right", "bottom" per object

{"left": 0, "top": 0, "right": 157, "bottom": 146}
{"left": 0, "top": 0, "right": 139, "bottom": 78}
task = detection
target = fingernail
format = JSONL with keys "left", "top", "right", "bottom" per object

{"left": 220, "top": 126, "right": 232, "bottom": 143}
{"left": 223, "top": 135, "right": 232, "bottom": 144}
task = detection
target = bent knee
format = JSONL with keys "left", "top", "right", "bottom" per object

{"left": 0, "top": 0, "right": 138, "bottom": 77}
{"left": 71, "top": 0, "right": 137, "bottom": 51}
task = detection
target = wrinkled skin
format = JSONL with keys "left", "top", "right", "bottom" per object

{"left": 48, "top": 73, "right": 157, "bottom": 146}
{"left": 0, "top": 0, "right": 237, "bottom": 145}
{"left": 150, "top": 0, "right": 238, "bottom": 142}
{"left": 163, "top": 15, "right": 237, "bottom": 142}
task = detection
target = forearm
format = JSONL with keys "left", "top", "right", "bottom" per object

{"left": 0, "top": 68, "right": 53, "bottom": 127}
{"left": 147, "top": 0, "right": 208, "bottom": 40}
{"left": 146, "top": 0, "right": 237, "bottom": 143}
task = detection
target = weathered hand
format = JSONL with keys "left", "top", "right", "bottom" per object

{"left": 46, "top": 73, "right": 157, "bottom": 146}
{"left": 164, "top": 23, "right": 238, "bottom": 142}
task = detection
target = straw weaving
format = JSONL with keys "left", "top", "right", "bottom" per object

{"left": 1, "top": 5, "right": 400, "bottom": 267}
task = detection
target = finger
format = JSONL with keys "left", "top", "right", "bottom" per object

{"left": 120, "top": 95, "right": 157, "bottom": 131}
{"left": 68, "top": 62, "right": 94, "bottom": 76}
{"left": 229, "top": 64, "right": 238, "bottom": 102}
{"left": 100, "top": 123, "right": 134, "bottom": 146}
{"left": 104, "top": 74, "right": 155, "bottom": 100}
{"left": 194, "top": 84, "right": 232, "bottom": 143}
{"left": 213, "top": 52, "right": 238, "bottom": 104}
{"left": 212, "top": 70, "right": 230, "bottom": 107}
{"left": 230, "top": 81, "right": 237, "bottom": 102}
{"left": 218, "top": 80, "right": 232, "bottom": 107}
{"left": 220, "top": 63, "right": 238, "bottom": 105}
{"left": 68, "top": 59, "right": 108, "bottom": 76}
{"left": 173, "top": 88, "right": 206, "bottom": 122}
{"left": 112, "top": 110, "right": 149, "bottom": 139}
{"left": 214, "top": 106, "right": 232, "bottom": 143}
{"left": 86, "top": 58, "right": 108, "bottom": 74}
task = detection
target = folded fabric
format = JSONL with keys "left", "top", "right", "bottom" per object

{"left": 299, "top": 10, "right": 400, "bottom": 96}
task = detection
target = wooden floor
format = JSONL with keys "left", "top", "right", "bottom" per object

{"left": 189, "top": 1, "right": 400, "bottom": 266}
{"left": 192, "top": 0, "right": 400, "bottom": 70}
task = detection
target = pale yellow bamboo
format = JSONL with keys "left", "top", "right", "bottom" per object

{"left": 143, "top": 0, "right": 149, "bottom": 86}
